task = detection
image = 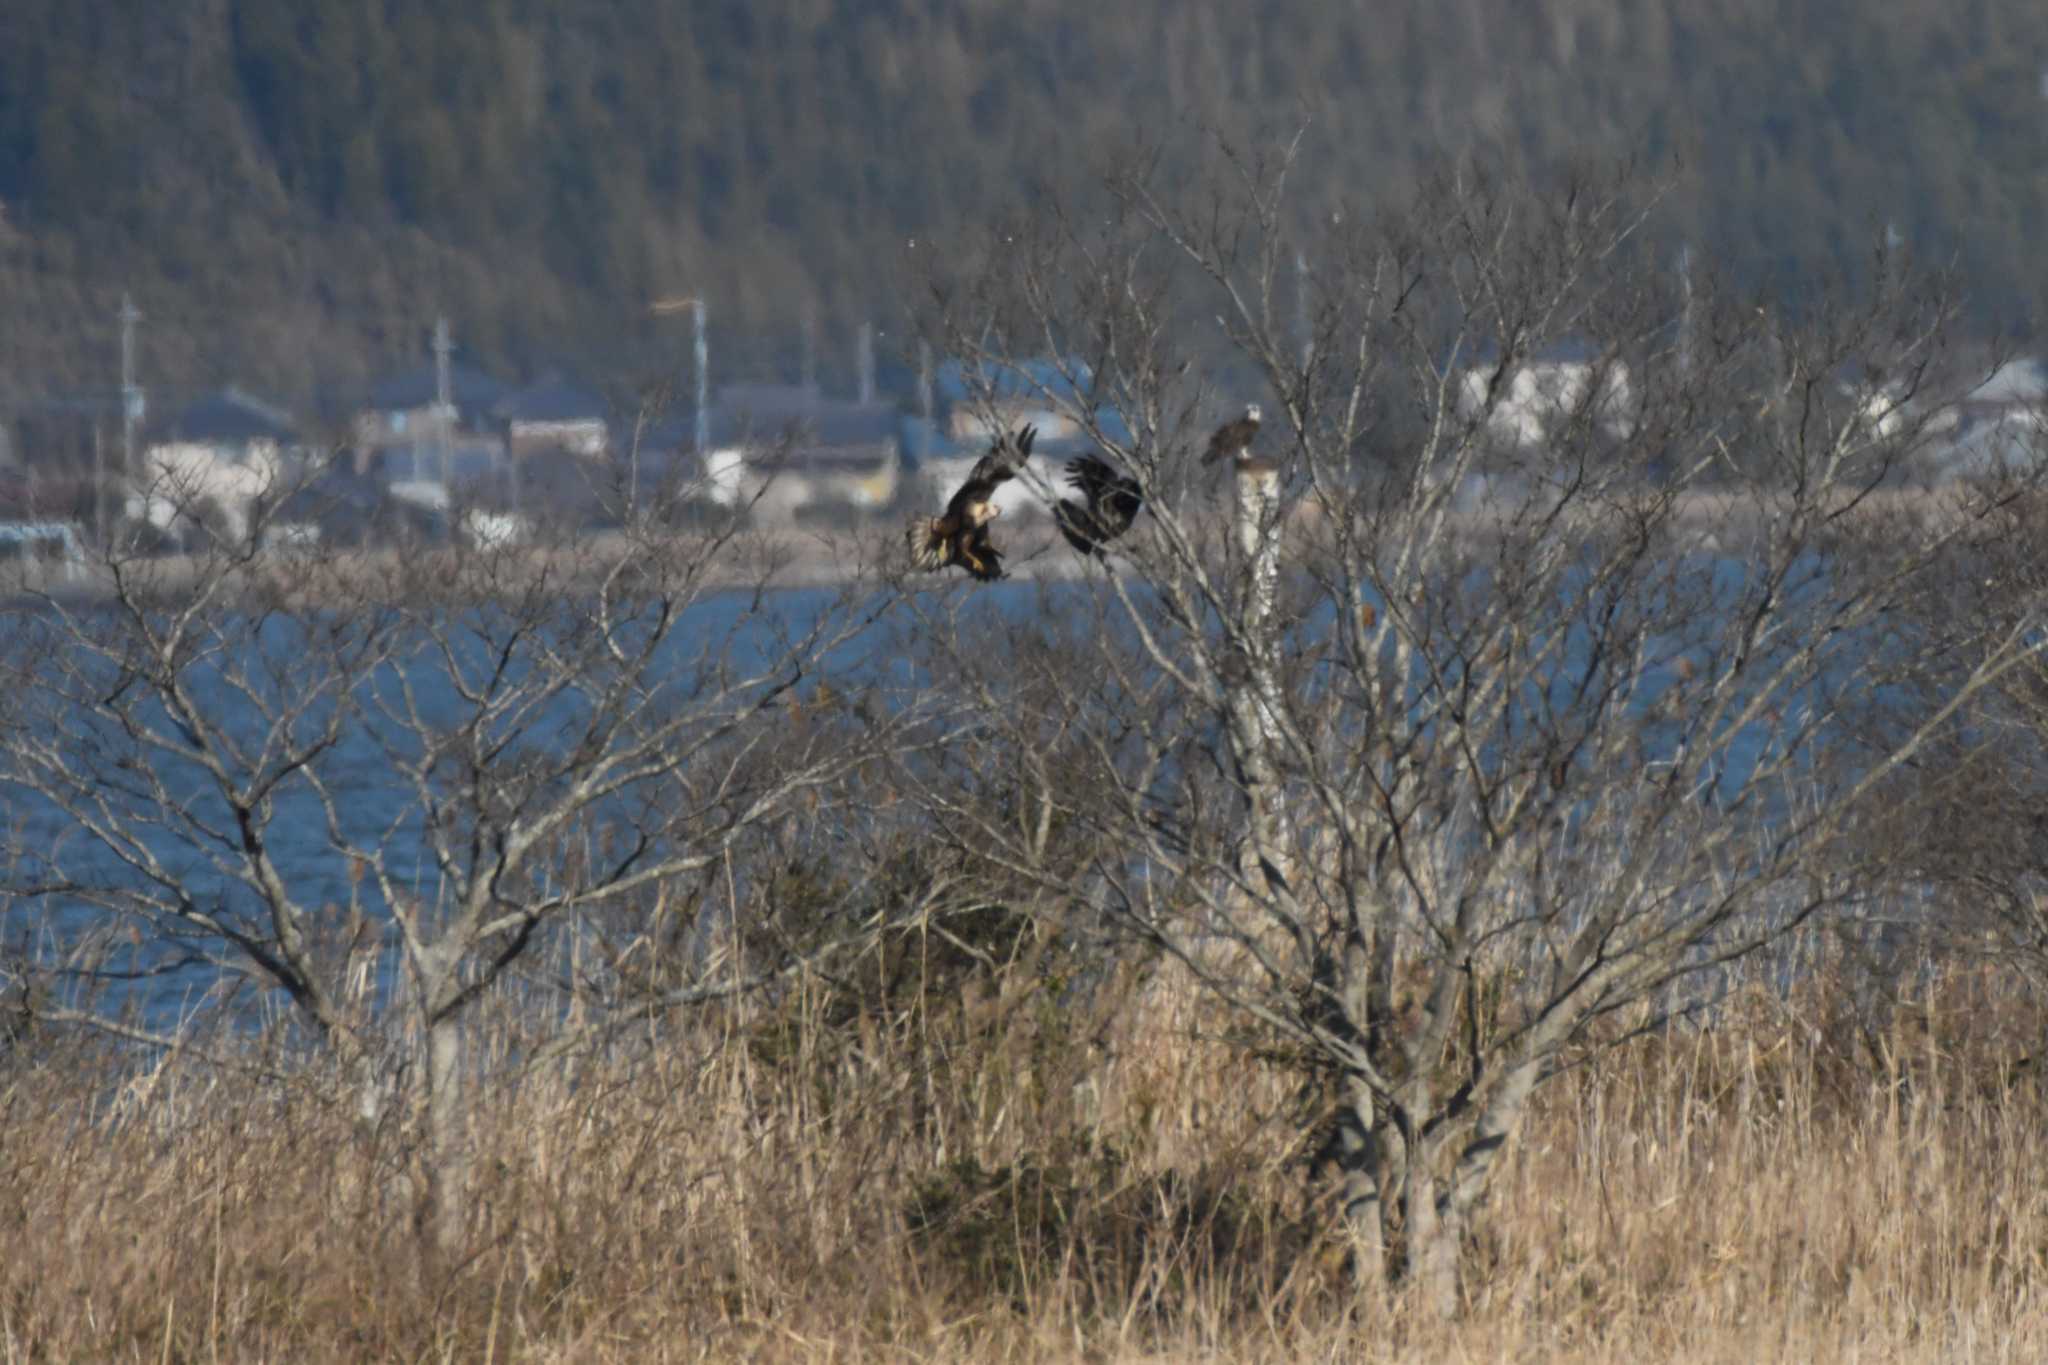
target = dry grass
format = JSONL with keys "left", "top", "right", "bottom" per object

{"left": 3, "top": 957, "right": 2046, "bottom": 1362}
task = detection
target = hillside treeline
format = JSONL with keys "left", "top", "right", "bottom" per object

{"left": 0, "top": 0, "right": 2042, "bottom": 405}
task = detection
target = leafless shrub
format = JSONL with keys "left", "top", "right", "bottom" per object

{"left": 1850, "top": 473, "right": 2048, "bottom": 1009}
{"left": 0, "top": 413, "right": 932, "bottom": 1254}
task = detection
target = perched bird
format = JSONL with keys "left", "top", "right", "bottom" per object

{"left": 1201, "top": 403, "right": 1263, "bottom": 465}
{"left": 1054, "top": 455, "right": 1143, "bottom": 557}
{"left": 905, "top": 424, "right": 1036, "bottom": 581}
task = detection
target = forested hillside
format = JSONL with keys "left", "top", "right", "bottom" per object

{"left": 1, "top": 0, "right": 2043, "bottom": 406}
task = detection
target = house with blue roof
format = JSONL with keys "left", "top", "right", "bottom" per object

{"left": 933, "top": 356, "right": 1098, "bottom": 447}
{"left": 353, "top": 359, "right": 507, "bottom": 458}
{"left": 698, "top": 384, "right": 903, "bottom": 520}
{"left": 495, "top": 374, "right": 610, "bottom": 460}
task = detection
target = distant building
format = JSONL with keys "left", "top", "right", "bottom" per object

{"left": 150, "top": 386, "right": 297, "bottom": 453}
{"left": 700, "top": 385, "right": 902, "bottom": 520}
{"left": 1958, "top": 357, "right": 2048, "bottom": 421}
{"left": 353, "top": 360, "right": 506, "bottom": 454}
{"left": 134, "top": 387, "right": 298, "bottom": 541}
{"left": 369, "top": 438, "right": 510, "bottom": 511}
{"left": 933, "top": 357, "right": 1095, "bottom": 445}
{"left": 494, "top": 375, "right": 610, "bottom": 460}
{"left": 1458, "top": 343, "right": 1634, "bottom": 448}
{"left": 0, "top": 520, "right": 86, "bottom": 585}
{"left": 1926, "top": 357, "right": 2048, "bottom": 480}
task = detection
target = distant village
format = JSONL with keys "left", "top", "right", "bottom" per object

{"left": 0, "top": 329, "right": 2045, "bottom": 576}
{"left": 0, "top": 328, "right": 1115, "bottom": 574}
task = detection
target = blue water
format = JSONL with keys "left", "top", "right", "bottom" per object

{"left": 0, "top": 554, "right": 1884, "bottom": 1032}
{"left": 1, "top": 583, "right": 928, "bottom": 1025}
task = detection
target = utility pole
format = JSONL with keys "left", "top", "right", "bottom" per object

{"left": 119, "top": 293, "right": 142, "bottom": 484}
{"left": 801, "top": 304, "right": 818, "bottom": 393}
{"left": 693, "top": 299, "right": 709, "bottom": 459}
{"left": 432, "top": 316, "right": 454, "bottom": 487}
{"left": 92, "top": 423, "right": 104, "bottom": 545}
{"left": 649, "top": 295, "right": 712, "bottom": 463}
{"left": 1677, "top": 243, "right": 1695, "bottom": 379}
{"left": 857, "top": 321, "right": 875, "bottom": 405}
{"left": 1295, "top": 249, "right": 1312, "bottom": 373}
{"left": 921, "top": 339, "right": 937, "bottom": 466}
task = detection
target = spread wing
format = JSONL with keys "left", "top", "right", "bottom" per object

{"left": 1067, "top": 456, "right": 1141, "bottom": 528}
{"left": 1056, "top": 455, "right": 1143, "bottom": 555}
{"left": 944, "top": 423, "right": 1036, "bottom": 520}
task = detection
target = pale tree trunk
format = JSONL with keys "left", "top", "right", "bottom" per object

{"left": 1432, "top": 1058, "right": 1543, "bottom": 1309}
{"left": 423, "top": 1008, "right": 469, "bottom": 1261}
{"left": 1403, "top": 1155, "right": 1459, "bottom": 1318}
{"left": 1324, "top": 931, "right": 1389, "bottom": 1291}
{"left": 1331, "top": 1072, "right": 1386, "bottom": 1288}
{"left": 1403, "top": 1060, "right": 1542, "bottom": 1318}
{"left": 1228, "top": 460, "right": 1291, "bottom": 890}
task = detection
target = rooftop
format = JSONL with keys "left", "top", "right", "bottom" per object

{"left": 495, "top": 375, "right": 609, "bottom": 423}
{"left": 149, "top": 386, "right": 296, "bottom": 445}
{"left": 369, "top": 361, "right": 507, "bottom": 415}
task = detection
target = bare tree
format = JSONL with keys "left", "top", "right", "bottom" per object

{"left": 1850, "top": 478, "right": 2048, "bottom": 1005}
{"left": 0, "top": 439, "right": 925, "bottom": 1254}
{"left": 908, "top": 141, "right": 2043, "bottom": 1312}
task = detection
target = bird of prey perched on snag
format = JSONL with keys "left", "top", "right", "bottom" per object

{"left": 1201, "top": 403, "right": 1262, "bottom": 465}
{"left": 905, "top": 424, "right": 1036, "bottom": 581}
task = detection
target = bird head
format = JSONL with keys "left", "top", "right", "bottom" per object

{"left": 1245, "top": 403, "right": 1262, "bottom": 424}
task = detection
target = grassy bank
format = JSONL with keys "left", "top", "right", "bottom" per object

{"left": 2, "top": 951, "right": 2043, "bottom": 1362}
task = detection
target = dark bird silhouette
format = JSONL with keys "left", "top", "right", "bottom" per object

{"left": 1201, "top": 403, "right": 1263, "bottom": 465}
{"left": 1054, "top": 455, "right": 1143, "bottom": 557}
{"left": 905, "top": 424, "right": 1036, "bottom": 581}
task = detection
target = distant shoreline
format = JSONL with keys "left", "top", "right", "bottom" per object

{"left": 0, "top": 485, "right": 1974, "bottom": 607}
{"left": 0, "top": 519, "right": 1116, "bottom": 608}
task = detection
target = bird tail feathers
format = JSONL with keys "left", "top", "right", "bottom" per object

{"left": 905, "top": 516, "right": 951, "bottom": 571}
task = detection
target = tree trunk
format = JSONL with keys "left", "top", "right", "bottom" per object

{"left": 1330, "top": 1072, "right": 1387, "bottom": 1290}
{"left": 1228, "top": 459, "right": 1292, "bottom": 890}
{"left": 1404, "top": 1162, "right": 1459, "bottom": 1319}
{"left": 423, "top": 1010, "right": 469, "bottom": 1260}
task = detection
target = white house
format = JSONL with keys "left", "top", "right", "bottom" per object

{"left": 133, "top": 388, "right": 296, "bottom": 543}
{"left": 1921, "top": 356, "right": 2048, "bottom": 481}
{"left": 1458, "top": 347, "right": 1634, "bottom": 448}
{"left": 0, "top": 520, "right": 87, "bottom": 583}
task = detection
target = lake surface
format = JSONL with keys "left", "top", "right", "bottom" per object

{"left": 0, "top": 558, "right": 1883, "bottom": 1032}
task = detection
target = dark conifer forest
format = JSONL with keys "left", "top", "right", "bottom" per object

{"left": 1, "top": 0, "right": 2042, "bottom": 403}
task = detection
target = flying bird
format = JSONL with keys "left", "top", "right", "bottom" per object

{"left": 905, "top": 424, "right": 1036, "bottom": 581}
{"left": 1201, "top": 403, "right": 1263, "bottom": 465}
{"left": 1055, "top": 456, "right": 1143, "bottom": 558}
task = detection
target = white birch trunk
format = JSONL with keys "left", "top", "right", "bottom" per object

{"left": 1228, "top": 460, "right": 1292, "bottom": 890}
